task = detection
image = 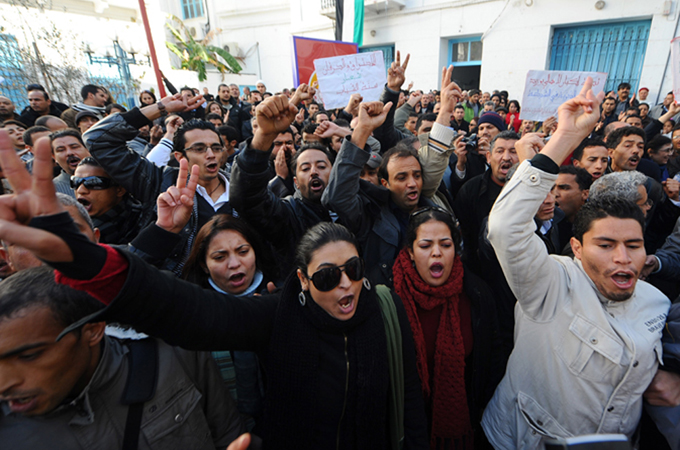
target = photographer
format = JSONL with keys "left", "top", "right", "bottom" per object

{"left": 448, "top": 111, "right": 505, "bottom": 197}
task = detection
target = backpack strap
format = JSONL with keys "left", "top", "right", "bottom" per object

{"left": 375, "top": 284, "right": 405, "bottom": 450}
{"left": 121, "top": 338, "right": 159, "bottom": 450}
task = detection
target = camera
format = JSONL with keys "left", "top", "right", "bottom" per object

{"left": 462, "top": 133, "right": 478, "bottom": 152}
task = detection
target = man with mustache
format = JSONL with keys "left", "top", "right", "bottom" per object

{"left": 482, "top": 78, "right": 671, "bottom": 450}
{"left": 230, "top": 86, "right": 336, "bottom": 274}
{"left": 605, "top": 126, "right": 680, "bottom": 253}
{"left": 453, "top": 130, "right": 519, "bottom": 274}
{"left": 50, "top": 129, "right": 91, "bottom": 198}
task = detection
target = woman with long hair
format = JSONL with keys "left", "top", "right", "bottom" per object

{"left": 392, "top": 207, "right": 503, "bottom": 449}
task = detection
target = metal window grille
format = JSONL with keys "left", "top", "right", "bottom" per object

{"left": 550, "top": 20, "right": 651, "bottom": 92}
{"left": 181, "top": 0, "right": 205, "bottom": 20}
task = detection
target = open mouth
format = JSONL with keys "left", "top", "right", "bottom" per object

{"left": 67, "top": 156, "right": 81, "bottom": 169}
{"left": 591, "top": 172, "right": 603, "bottom": 179}
{"left": 77, "top": 198, "right": 92, "bottom": 212}
{"left": 6, "top": 395, "right": 38, "bottom": 413}
{"left": 309, "top": 178, "right": 324, "bottom": 192}
{"left": 338, "top": 294, "right": 355, "bottom": 313}
{"left": 430, "top": 262, "right": 444, "bottom": 278}
{"left": 228, "top": 272, "right": 246, "bottom": 287}
{"left": 406, "top": 190, "right": 419, "bottom": 201}
{"left": 628, "top": 156, "right": 640, "bottom": 166}
{"left": 611, "top": 271, "right": 634, "bottom": 289}
{"left": 206, "top": 162, "right": 219, "bottom": 172}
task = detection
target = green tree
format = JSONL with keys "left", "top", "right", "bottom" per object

{"left": 165, "top": 15, "right": 242, "bottom": 81}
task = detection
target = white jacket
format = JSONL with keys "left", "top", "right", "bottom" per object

{"left": 482, "top": 160, "right": 670, "bottom": 449}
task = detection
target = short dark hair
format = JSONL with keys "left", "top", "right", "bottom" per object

{"left": 105, "top": 103, "right": 127, "bottom": 114}
{"left": 290, "top": 143, "right": 333, "bottom": 173}
{"left": 27, "top": 88, "right": 48, "bottom": 100}
{"left": 606, "top": 126, "right": 646, "bottom": 149}
{"left": 454, "top": 104, "right": 465, "bottom": 111}
{"left": 183, "top": 214, "right": 277, "bottom": 287}
{"left": 217, "top": 124, "right": 239, "bottom": 143}
{"left": 205, "top": 113, "right": 223, "bottom": 123}
{"left": 50, "top": 128, "right": 85, "bottom": 148}
{"left": 302, "top": 122, "right": 318, "bottom": 136}
{"left": 173, "top": 119, "right": 220, "bottom": 155}
{"left": 617, "top": 82, "right": 632, "bottom": 91}
{"left": 408, "top": 112, "right": 419, "bottom": 119}
{"left": 558, "top": 165, "right": 592, "bottom": 191}
{"left": 81, "top": 84, "right": 103, "bottom": 101}
{"left": 22, "top": 125, "right": 50, "bottom": 147}
{"left": 311, "top": 110, "right": 328, "bottom": 122}
{"left": 76, "top": 156, "right": 102, "bottom": 169}
{"left": 573, "top": 196, "right": 645, "bottom": 243}
{"left": 0, "top": 266, "right": 103, "bottom": 329}
{"left": 334, "top": 118, "right": 350, "bottom": 128}
{"left": 648, "top": 135, "right": 672, "bottom": 153}
{"left": 490, "top": 130, "right": 520, "bottom": 151}
{"left": 572, "top": 137, "right": 607, "bottom": 162}
{"left": 295, "top": 222, "right": 359, "bottom": 274}
{"left": 406, "top": 207, "right": 461, "bottom": 254}
{"left": 379, "top": 145, "right": 422, "bottom": 181}
{"left": 1, "top": 119, "right": 26, "bottom": 130}
{"left": 415, "top": 113, "right": 437, "bottom": 132}
{"left": 624, "top": 114, "right": 641, "bottom": 121}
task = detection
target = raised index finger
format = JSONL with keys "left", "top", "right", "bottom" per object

{"left": 32, "top": 136, "right": 59, "bottom": 203}
{"left": 0, "top": 129, "right": 31, "bottom": 193}
{"left": 176, "top": 158, "right": 188, "bottom": 190}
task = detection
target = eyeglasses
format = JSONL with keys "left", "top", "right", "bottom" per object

{"left": 183, "top": 143, "right": 225, "bottom": 153}
{"left": 70, "top": 175, "right": 115, "bottom": 190}
{"left": 306, "top": 256, "right": 365, "bottom": 292}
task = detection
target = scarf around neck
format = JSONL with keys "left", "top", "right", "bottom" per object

{"left": 72, "top": 102, "right": 106, "bottom": 117}
{"left": 392, "top": 248, "right": 472, "bottom": 448}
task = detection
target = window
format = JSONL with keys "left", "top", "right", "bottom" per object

{"left": 359, "top": 45, "right": 394, "bottom": 76}
{"left": 181, "top": 0, "right": 204, "bottom": 19}
{"left": 550, "top": 20, "right": 651, "bottom": 92}
{"left": 448, "top": 38, "right": 482, "bottom": 67}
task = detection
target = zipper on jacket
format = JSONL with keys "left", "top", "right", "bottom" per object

{"left": 336, "top": 333, "right": 349, "bottom": 450}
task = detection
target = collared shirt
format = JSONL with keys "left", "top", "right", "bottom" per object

{"left": 195, "top": 172, "right": 230, "bottom": 211}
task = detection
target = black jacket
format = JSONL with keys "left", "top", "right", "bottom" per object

{"left": 83, "top": 109, "right": 232, "bottom": 274}
{"left": 64, "top": 244, "right": 429, "bottom": 450}
{"left": 18, "top": 102, "right": 68, "bottom": 127}
{"left": 229, "top": 143, "right": 330, "bottom": 276}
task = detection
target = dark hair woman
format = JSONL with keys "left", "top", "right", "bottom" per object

{"left": 34, "top": 214, "right": 429, "bottom": 450}
{"left": 392, "top": 206, "right": 503, "bottom": 450}
{"left": 181, "top": 214, "right": 277, "bottom": 429}
{"left": 139, "top": 90, "right": 157, "bottom": 106}
{"left": 206, "top": 101, "right": 225, "bottom": 118}
{"left": 506, "top": 100, "right": 521, "bottom": 133}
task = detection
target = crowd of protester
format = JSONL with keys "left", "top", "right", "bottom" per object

{"left": 2, "top": 51, "right": 680, "bottom": 450}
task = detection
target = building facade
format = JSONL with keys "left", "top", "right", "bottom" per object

{"left": 167, "top": 0, "right": 679, "bottom": 105}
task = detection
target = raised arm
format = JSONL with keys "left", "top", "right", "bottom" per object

{"left": 83, "top": 93, "right": 202, "bottom": 203}
{"left": 373, "top": 51, "right": 410, "bottom": 151}
{"left": 0, "top": 133, "right": 276, "bottom": 352}
{"left": 321, "top": 102, "right": 392, "bottom": 233}
{"left": 488, "top": 78, "right": 604, "bottom": 320}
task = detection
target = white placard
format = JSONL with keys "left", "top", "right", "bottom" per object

{"left": 672, "top": 37, "right": 680, "bottom": 103}
{"left": 313, "top": 51, "right": 386, "bottom": 110}
{"left": 520, "top": 70, "right": 608, "bottom": 121}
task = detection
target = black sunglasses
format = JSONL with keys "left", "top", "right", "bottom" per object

{"left": 307, "top": 256, "right": 365, "bottom": 292}
{"left": 70, "top": 175, "right": 115, "bottom": 190}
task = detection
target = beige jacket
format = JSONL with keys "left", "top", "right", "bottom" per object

{"left": 482, "top": 160, "right": 670, "bottom": 449}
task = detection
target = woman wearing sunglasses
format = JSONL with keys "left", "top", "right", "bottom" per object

{"left": 392, "top": 207, "right": 503, "bottom": 449}
{"left": 18, "top": 159, "right": 428, "bottom": 449}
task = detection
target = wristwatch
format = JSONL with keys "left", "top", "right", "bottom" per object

{"left": 157, "top": 101, "right": 168, "bottom": 117}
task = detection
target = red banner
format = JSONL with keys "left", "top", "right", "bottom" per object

{"left": 291, "top": 36, "right": 358, "bottom": 88}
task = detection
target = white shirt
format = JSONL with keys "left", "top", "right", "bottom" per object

{"left": 196, "top": 172, "right": 230, "bottom": 211}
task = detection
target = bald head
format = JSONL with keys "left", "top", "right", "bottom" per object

{"left": 35, "top": 115, "right": 68, "bottom": 132}
{"left": 0, "top": 96, "right": 15, "bottom": 119}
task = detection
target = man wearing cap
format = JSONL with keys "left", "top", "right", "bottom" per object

{"left": 448, "top": 111, "right": 505, "bottom": 197}
{"left": 76, "top": 111, "right": 100, "bottom": 135}
{"left": 639, "top": 87, "right": 649, "bottom": 102}
{"left": 360, "top": 152, "right": 382, "bottom": 186}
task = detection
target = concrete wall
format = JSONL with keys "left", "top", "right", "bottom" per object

{"left": 157, "top": 0, "right": 680, "bottom": 104}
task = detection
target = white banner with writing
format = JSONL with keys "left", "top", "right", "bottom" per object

{"left": 313, "top": 51, "right": 386, "bottom": 110}
{"left": 520, "top": 70, "right": 608, "bottom": 121}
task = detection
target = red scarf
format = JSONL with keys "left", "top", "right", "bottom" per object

{"left": 392, "top": 248, "right": 472, "bottom": 448}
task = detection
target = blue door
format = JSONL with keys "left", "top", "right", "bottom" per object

{"left": 550, "top": 20, "right": 651, "bottom": 92}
